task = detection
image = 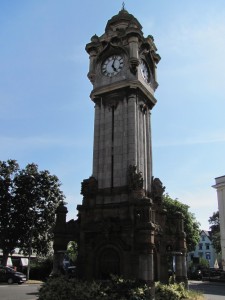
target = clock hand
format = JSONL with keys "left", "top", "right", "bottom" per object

{"left": 112, "top": 59, "right": 117, "bottom": 71}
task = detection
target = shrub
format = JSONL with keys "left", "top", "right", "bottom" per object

{"left": 38, "top": 276, "right": 204, "bottom": 300}
{"left": 30, "top": 256, "right": 53, "bottom": 281}
{"left": 38, "top": 275, "right": 152, "bottom": 300}
{"left": 155, "top": 282, "right": 203, "bottom": 300}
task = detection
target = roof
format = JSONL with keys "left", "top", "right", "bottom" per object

{"left": 200, "top": 230, "right": 212, "bottom": 240}
{"left": 105, "top": 8, "right": 142, "bottom": 32}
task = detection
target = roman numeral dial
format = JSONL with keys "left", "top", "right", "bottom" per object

{"left": 140, "top": 59, "right": 150, "bottom": 83}
{"left": 102, "top": 55, "right": 124, "bottom": 77}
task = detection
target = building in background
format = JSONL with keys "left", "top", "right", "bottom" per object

{"left": 0, "top": 249, "right": 36, "bottom": 272}
{"left": 187, "top": 230, "right": 218, "bottom": 269}
{"left": 213, "top": 176, "right": 225, "bottom": 271}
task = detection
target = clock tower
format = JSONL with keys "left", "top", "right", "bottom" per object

{"left": 65, "top": 7, "right": 188, "bottom": 286}
{"left": 86, "top": 8, "right": 160, "bottom": 197}
{"left": 78, "top": 7, "right": 161, "bottom": 282}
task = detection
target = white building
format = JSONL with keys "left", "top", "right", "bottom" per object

{"left": 212, "top": 175, "right": 225, "bottom": 270}
{"left": 187, "top": 230, "right": 218, "bottom": 268}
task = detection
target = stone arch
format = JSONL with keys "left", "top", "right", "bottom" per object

{"left": 95, "top": 244, "right": 122, "bottom": 279}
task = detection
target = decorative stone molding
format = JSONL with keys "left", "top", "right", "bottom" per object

{"left": 127, "top": 165, "right": 143, "bottom": 192}
{"left": 151, "top": 177, "right": 165, "bottom": 203}
{"left": 81, "top": 176, "right": 98, "bottom": 198}
{"left": 85, "top": 8, "right": 160, "bottom": 90}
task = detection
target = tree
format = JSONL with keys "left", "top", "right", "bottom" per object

{"left": 0, "top": 160, "right": 65, "bottom": 266}
{"left": 208, "top": 211, "right": 221, "bottom": 253}
{"left": 67, "top": 241, "right": 78, "bottom": 264}
{"left": 162, "top": 194, "right": 200, "bottom": 252}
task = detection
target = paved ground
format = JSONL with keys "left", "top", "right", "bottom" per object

{"left": 0, "top": 283, "right": 41, "bottom": 300}
{"left": 189, "top": 280, "right": 225, "bottom": 300}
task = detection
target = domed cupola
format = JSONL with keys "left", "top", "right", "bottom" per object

{"left": 105, "top": 8, "right": 142, "bottom": 34}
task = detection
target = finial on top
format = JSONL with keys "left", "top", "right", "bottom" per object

{"left": 122, "top": 2, "right": 125, "bottom": 10}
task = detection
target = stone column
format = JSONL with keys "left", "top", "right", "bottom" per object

{"left": 52, "top": 203, "right": 68, "bottom": 275}
{"left": 139, "top": 247, "right": 154, "bottom": 282}
{"left": 174, "top": 212, "right": 188, "bottom": 286}
{"left": 52, "top": 251, "right": 66, "bottom": 275}
{"left": 146, "top": 110, "right": 152, "bottom": 193}
{"left": 212, "top": 176, "right": 225, "bottom": 271}
{"left": 128, "top": 35, "right": 139, "bottom": 73}
{"left": 121, "top": 96, "right": 128, "bottom": 186}
{"left": 127, "top": 93, "right": 137, "bottom": 166}
{"left": 138, "top": 240, "right": 155, "bottom": 300}
{"left": 136, "top": 198, "right": 155, "bottom": 298}
{"left": 175, "top": 252, "right": 187, "bottom": 286}
{"left": 92, "top": 102, "right": 101, "bottom": 178}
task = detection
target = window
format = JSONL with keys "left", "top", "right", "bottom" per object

{"left": 206, "top": 252, "right": 211, "bottom": 260}
{"left": 206, "top": 243, "right": 210, "bottom": 250}
{"left": 199, "top": 243, "right": 203, "bottom": 250}
{"left": 202, "top": 235, "right": 205, "bottom": 241}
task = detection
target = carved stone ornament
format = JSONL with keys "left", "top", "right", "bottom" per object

{"left": 87, "top": 72, "right": 96, "bottom": 84}
{"left": 139, "top": 103, "right": 148, "bottom": 114}
{"left": 81, "top": 176, "right": 98, "bottom": 198}
{"left": 129, "top": 57, "right": 139, "bottom": 74}
{"left": 127, "top": 165, "right": 143, "bottom": 192}
{"left": 151, "top": 177, "right": 165, "bottom": 203}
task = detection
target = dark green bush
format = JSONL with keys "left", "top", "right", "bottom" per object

{"left": 155, "top": 282, "right": 188, "bottom": 300}
{"left": 38, "top": 275, "right": 151, "bottom": 300}
{"left": 38, "top": 275, "right": 202, "bottom": 300}
{"left": 30, "top": 256, "right": 53, "bottom": 281}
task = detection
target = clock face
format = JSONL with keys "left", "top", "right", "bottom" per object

{"left": 102, "top": 55, "right": 124, "bottom": 77}
{"left": 140, "top": 60, "right": 150, "bottom": 83}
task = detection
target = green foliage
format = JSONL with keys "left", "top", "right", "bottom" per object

{"left": 199, "top": 257, "right": 209, "bottom": 268}
{"left": 209, "top": 211, "right": 221, "bottom": 253}
{"left": 67, "top": 241, "right": 78, "bottom": 264}
{"left": 162, "top": 194, "right": 200, "bottom": 252}
{"left": 155, "top": 282, "right": 182, "bottom": 300}
{"left": 0, "top": 159, "right": 65, "bottom": 265}
{"left": 30, "top": 256, "right": 53, "bottom": 280}
{"left": 155, "top": 282, "right": 203, "bottom": 300}
{"left": 188, "top": 257, "right": 209, "bottom": 273}
{"left": 0, "top": 160, "right": 20, "bottom": 264}
{"left": 38, "top": 275, "right": 152, "bottom": 300}
{"left": 38, "top": 275, "right": 203, "bottom": 300}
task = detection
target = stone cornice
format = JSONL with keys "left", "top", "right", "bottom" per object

{"left": 90, "top": 80, "right": 157, "bottom": 109}
{"left": 212, "top": 175, "right": 225, "bottom": 190}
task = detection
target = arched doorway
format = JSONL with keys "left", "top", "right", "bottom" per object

{"left": 98, "top": 248, "right": 120, "bottom": 279}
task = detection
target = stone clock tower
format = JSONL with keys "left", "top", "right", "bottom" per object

{"left": 53, "top": 7, "right": 188, "bottom": 287}
{"left": 78, "top": 7, "right": 161, "bottom": 283}
{"left": 86, "top": 9, "right": 160, "bottom": 195}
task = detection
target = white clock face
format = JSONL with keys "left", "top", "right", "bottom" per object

{"left": 102, "top": 55, "right": 124, "bottom": 77}
{"left": 140, "top": 60, "right": 150, "bottom": 83}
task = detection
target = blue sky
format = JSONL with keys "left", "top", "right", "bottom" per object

{"left": 0, "top": 0, "right": 225, "bottom": 230}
